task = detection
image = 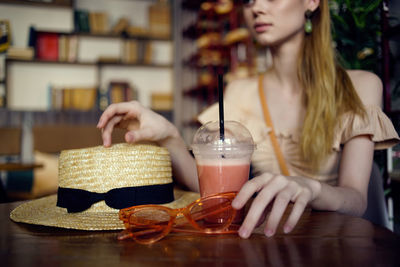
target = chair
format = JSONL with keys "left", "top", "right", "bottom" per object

{"left": 0, "top": 127, "right": 22, "bottom": 202}
{"left": 362, "top": 162, "right": 390, "bottom": 229}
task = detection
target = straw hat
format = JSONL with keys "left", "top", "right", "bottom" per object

{"left": 10, "top": 143, "right": 200, "bottom": 230}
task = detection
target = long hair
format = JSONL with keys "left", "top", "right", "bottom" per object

{"left": 297, "top": 0, "right": 366, "bottom": 171}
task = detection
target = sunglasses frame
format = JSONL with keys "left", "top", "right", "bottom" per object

{"left": 118, "top": 191, "right": 238, "bottom": 244}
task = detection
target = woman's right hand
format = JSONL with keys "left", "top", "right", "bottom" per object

{"left": 96, "top": 101, "right": 179, "bottom": 147}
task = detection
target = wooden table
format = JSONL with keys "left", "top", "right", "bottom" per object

{"left": 1, "top": 201, "right": 399, "bottom": 266}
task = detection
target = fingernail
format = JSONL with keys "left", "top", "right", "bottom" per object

{"left": 126, "top": 133, "right": 134, "bottom": 142}
{"left": 239, "top": 227, "right": 250, "bottom": 239}
{"left": 231, "top": 199, "right": 239, "bottom": 209}
{"left": 283, "top": 226, "right": 292, "bottom": 234}
{"left": 265, "top": 229, "right": 274, "bottom": 237}
{"left": 103, "top": 138, "right": 110, "bottom": 147}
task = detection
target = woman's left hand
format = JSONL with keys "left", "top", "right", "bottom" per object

{"left": 231, "top": 173, "right": 321, "bottom": 238}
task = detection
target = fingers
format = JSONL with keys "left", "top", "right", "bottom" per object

{"left": 238, "top": 175, "right": 287, "bottom": 239}
{"left": 97, "top": 101, "right": 143, "bottom": 147}
{"left": 283, "top": 190, "right": 310, "bottom": 234}
{"left": 232, "top": 173, "right": 274, "bottom": 210}
{"left": 97, "top": 101, "right": 141, "bottom": 129}
{"left": 263, "top": 181, "right": 298, "bottom": 236}
{"left": 236, "top": 174, "right": 313, "bottom": 239}
{"left": 102, "top": 115, "right": 123, "bottom": 147}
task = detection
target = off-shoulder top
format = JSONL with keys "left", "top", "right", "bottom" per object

{"left": 198, "top": 78, "right": 400, "bottom": 185}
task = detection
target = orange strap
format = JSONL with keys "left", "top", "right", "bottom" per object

{"left": 258, "top": 74, "right": 290, "bottom": 176}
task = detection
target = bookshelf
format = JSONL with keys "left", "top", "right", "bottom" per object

{"left": 1, "top": 0, "right": 174, "bottom": 112}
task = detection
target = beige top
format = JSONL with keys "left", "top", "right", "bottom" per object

{"left": 198, "top": 79, "right": 400, "bottom": 185}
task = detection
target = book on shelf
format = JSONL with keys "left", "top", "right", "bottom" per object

{"left": 33, "top": 30, "right": 78, "bottom": 62}
{"left": 89, "top": 12, "right": 109, "bottom": 34}
{"left": 35, "top": 32, "right": 59, "bottom": 60}
{"left": 148, "top": 1, "right": 171, "bottom": 38}
{"left": 58, "top": 35, "right": 67, "bottom": 61}
{"left": 50, "top": 86, "right": 97, "bottom": 111}
{"left": 67, "top": 35, "right": 78, "bottom": 62}
{"left": 6, "top": 47, "right": 34, "bottom": 60}
{"left": 75, "top": 10, "right": 110, "bottom": 34}
{"left": 0, "top": 20, "right": 11, "bottom": 53}
{"left": 143, "top": 42, "right": 153, "bottom": 64}
{"left": 121, "top": 40, "right": 138, "bottom": 63}
{"left": 131, "top": 41, "right": 152, "bottom": 64}
{"left": 151, "top": 92, "right": 173, "bottom": 111}
{"left": 98, "top": 81, "right": 138, "bottom": 110}
{"left": 74, "top": 9, "right": 90, "bottom": 33}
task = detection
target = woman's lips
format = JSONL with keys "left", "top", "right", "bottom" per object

{"left": 254, "top": 23, "right": 272, "bottom": 33}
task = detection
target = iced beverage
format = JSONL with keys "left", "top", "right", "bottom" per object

{"left": 196, "top": 159, "right": 250, "bottom": 223}
{"left": 192, "top": 121, "right": 255, "bottom": 224}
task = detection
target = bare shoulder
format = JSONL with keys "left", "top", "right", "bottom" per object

{"left": 346, "top": 70, "right": 382, "bottom": 106}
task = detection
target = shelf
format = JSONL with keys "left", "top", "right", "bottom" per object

{"left": 0, "top": 0, "right": 72, "bottom": 8}
{"left": 35, "top": 29, "right": 172, "bottom": 41}
{"left": 6, "top": 58, "right": 172, "bottom": 69}
{"left": 97, "top": 61, "right": 173, "bottom": 68}
{"left": 6, "top": 58, "right": 95, "bottom": 66}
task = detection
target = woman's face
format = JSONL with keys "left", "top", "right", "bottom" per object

{"left": 243, "top": 0, "right": 316, "bottom": 47}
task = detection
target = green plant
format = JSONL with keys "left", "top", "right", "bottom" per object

{"left": 330, "top": 0, "right": 382, "bottom": 73}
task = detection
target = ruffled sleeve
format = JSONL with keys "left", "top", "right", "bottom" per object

{"left": 333, "top": 105, "right": 400, "bottom": 151}
{"left": 197, "top": 103, "right": 218, "bottom": 125}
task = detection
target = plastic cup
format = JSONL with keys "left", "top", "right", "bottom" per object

{"left": 192, "top": 121, "right": 255, "bottom": 223}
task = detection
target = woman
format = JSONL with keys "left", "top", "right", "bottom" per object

{"left": 97, "top": 0, "right": 399, "bottom": 238}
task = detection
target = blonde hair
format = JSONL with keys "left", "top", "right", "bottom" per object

{"left": 297, "top": 0, "right": 366, "bottom": 171}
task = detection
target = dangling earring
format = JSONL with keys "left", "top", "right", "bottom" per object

{"left": 304, "top": 10, "right": 313, "bottom": 34}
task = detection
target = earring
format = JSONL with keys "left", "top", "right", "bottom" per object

{"left": 304, "top": 10, "right": 313, "bottom": 34}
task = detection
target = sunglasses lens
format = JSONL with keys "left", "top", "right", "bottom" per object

{"left": 128, "top": 208, "right": 171, "bottom": 243}
{"left": 190, "top": 196, "right": 234, "bottom": 231}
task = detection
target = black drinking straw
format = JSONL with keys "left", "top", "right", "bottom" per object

{"left": 218, "top": 73, "right": 224, "bottom": 142}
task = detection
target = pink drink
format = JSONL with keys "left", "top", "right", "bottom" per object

{"left": 196, "top": 159, "right": 250, "bottom": 223}
{"left": 197, "top": 160, "right": 250, "bottom": 197}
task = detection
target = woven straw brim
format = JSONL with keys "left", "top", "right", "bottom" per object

{"left": 10, "top": 188, "right": 200, "bottom": 231}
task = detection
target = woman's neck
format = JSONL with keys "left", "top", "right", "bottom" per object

{"left": 268, "top": 34, "right": 304, "bottom": 94}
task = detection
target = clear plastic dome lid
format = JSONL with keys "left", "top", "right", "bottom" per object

{"left": 191, "top": 121, "right": 255, "bottom": 155}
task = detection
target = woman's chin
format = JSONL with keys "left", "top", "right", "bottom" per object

{"left": 255, "top": 37, "right": 278, "bottom": 47}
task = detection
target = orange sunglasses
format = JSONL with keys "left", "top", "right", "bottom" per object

{"left": 118, "top": 192, "right": 239, "bottom": 244}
